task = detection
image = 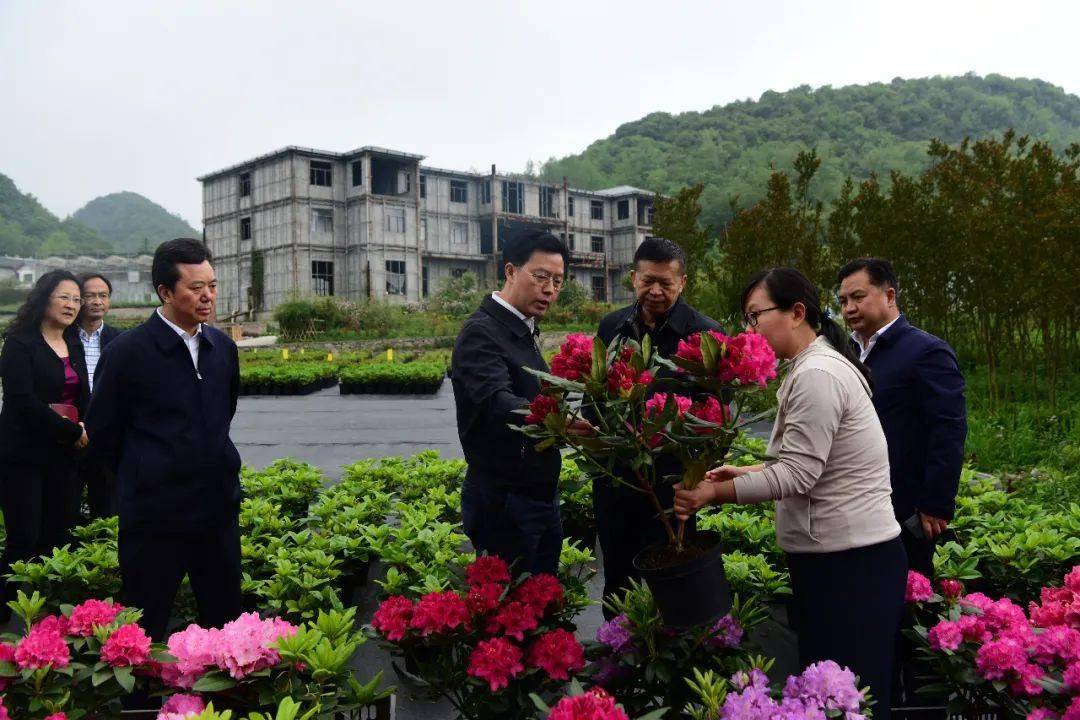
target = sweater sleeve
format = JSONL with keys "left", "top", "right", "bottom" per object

{"left": 451, "top": 323, "right": 531, "bottom": 426}
{"left": 734, "top": 368, "right": 845, "bottom": 504}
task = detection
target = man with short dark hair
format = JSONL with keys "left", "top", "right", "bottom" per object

{"left": 594, "top": 237, "right": 722, "bottom": 611}
{"left": 837, "top": 257, "right": 967, "bottom": 578}
{"left": 76, "top": 272, "right": 123, "bottom": 517}
{"left": 451, "top": 229, "right": 585, "bottom": 575}
{"left": 87, "top": 238, "right": 242, "bottom": 640}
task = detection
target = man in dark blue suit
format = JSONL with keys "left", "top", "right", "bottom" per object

{"left": 76, "top": 272, "right": 124, "bottom": 518}
{"left": 87, "top": 239, "right": 242, "bottom": 640}
{"left": 837, "top": 258, "right": 967, "bottom": 578}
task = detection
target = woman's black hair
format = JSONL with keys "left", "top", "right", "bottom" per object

{"left": 4, "top": 269, "right": 81, "bottom": 338}
{"left": 740, "top": 267, "right": 872, "bottom": 387}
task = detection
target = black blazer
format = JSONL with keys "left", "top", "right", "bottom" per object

{"left": 86, "top": 311, "right": 241, "bottom": 531}
{"left": 0, "top": 328, "right": 90, "bottom": 462}
{"left": 450, "top": 295, "right": 561, "bottom": 497}
{"left": 861, "top": 315, "right": 967, "bottom": 522}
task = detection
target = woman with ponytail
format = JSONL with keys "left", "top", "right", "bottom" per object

{"left": 674, "top": 267, "right": 905, "bottom": 719}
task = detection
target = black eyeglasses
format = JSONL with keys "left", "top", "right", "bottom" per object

{"left": 742, "top": 306, "right": 780, "bottom": 328}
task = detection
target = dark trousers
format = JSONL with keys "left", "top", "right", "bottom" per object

{"left": 80, "top": 459, "right": 118, "bottom": 519}
{"left": 594, "top": 476, "right": 692, "bottom": 619}
{"left": 461, "top": 475, "right": 561, "bottom": 576}
{"left": 787, "top": 536, "right": 908, "bottom": 720}
{"left": 119, "top": 515, "right": 243, "bottom": 641}
{"left": 0, "top": 454, "right": 82, "bottom": 606}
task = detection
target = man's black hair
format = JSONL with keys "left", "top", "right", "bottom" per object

{"left": 633, "top": 237, "right": 686, "bottom": 272}
{"left": 78, "top": 272, "right": 114, "bottom": 295}
{"left": 837, "top": 257, "right": 898, "bottom": 291}
{"left": 152, "top": 238, "right": 213, "bottom": 302}
{"left": 502, "top": 229, "right": 569, "bottom": 270}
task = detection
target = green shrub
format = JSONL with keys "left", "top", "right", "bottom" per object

{"left": 338, "top": 361, "right": 445, "bottom": 394}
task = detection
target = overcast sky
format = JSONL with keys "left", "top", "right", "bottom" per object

{"left": 2, "top": 0, "right": 1078, "bottom": 227}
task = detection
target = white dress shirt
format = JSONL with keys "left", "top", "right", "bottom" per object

{"left": 490, "top": 292, "right": 536, "bottom": 334}
{"left": 79, "top": 322, "right": 105, "bottom": 393}
{"left": 853, "top": 315, "right": 900, "bottom": 363}
{"left": 156, "top": 308, "right": 203, "bottom": 373}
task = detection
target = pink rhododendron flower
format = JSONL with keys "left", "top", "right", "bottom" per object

{"left": 466, "top": 556, "right": 511, "bottom": 587}
{"left": 939, "top": 579, "right": 964, "bottom": 600}
{"left": 687, "top": 395, "right": 730, "bottom": 432}
{"left": 547, "top": 687, "right": 629, "bottom": 720}
{"left": 513, "top": 573, "right": 564, "bottom": 614}
{"left": 101, "top": 623, "right": 152, "bottom": 666}
{"left": 644, "top": 393, "right": 692, "bottom": 420}
{"left": 975, "top": 637, "right": 1029, "bottom": 680}
{"left": 1026, "top": 710, "right": 1059, "bottom": 720}
{"left": 43, "top": 714, "right": 67, "bottom": 720}
{"left": 0, "top": 701, "right": 9, "bottom": 720}
{"left": 213, "top": 613, "right": 297, "bottom": 680}
{"left": 525, "top": 394, "right": 560, "bottom": 425}
{"left": 159, "top": 694, "right": 206, "bottom": 719}
{"left": 526, "top": 629, "right": 585, "bottom": 681}
{"left": 466, "top": 637, "right": 523, "bottom": 692}
{"left": 68, "top": 599, "right": 125, "bottom": 636}
{"left": 1032, "top": 626, "right": 1080, "bottom": 666}
{"left": 550, "top": 334, "right": 594, "bottom": 381}
{"left": 1063, "top": 661, "right": 1080, "bottom": 691}
{"left": 905, "top": 570, "right": 933, "bottom": 603}
{"left": 674, "top": 331, "right": 728, "bottom": 366}
{"left": 409, "top": 591, "right": 471, "bottom": 636}
{"left": 957, "top": 615, "right": 992, "bottom": 643}
{"left": 718, "top": 332, "right": 778, "bottom": 387}
{"left": 161, "top": 624, "right": 217, "bottom": 689}
{"left": 1010, "top": 662, "right": 1046, "bottom": 697}
{"left": 1067, "top": 697, "right": 1080, "bottom": 720}
{"left": 33, "top": 614, "right": 71, "bottom": 637}
{"left": 372, "top": 596, "right": 414, "bottom": 642}
{"left": 1065, "top": 566, "right": 1080, "bottom": 594}
{"left": 983, "top": 598, "right": 1029, "bottom": 633}
{"left": 15, "top": 622, "right": 70, "bottom": 669}
{"left": 928, "top": 620, "right": 963, "bottom": 651}
{"left": 961, "top": 592, "right": 996, "bottom": 613}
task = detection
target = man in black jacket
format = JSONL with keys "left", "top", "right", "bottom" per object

{"left": 87, "top": 239, "right": 242, "bottom": 640}
{"left": 76, "top": 272, "right": 123, "bottom": 518}
{"left": 451, "top": 230, "right": 585, "bottom": 575}
{"left": 595, "top": 238, "right": 722, "bottom": 611}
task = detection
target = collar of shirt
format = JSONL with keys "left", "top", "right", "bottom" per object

{"left": 490, "top": 292, "right": 535, "bottom": 333}
{"left": 852, "top": 315, "right": 900, "bottom": 359}
{"left": 78, "top": 323, "right": 104, "bottom": 343}
{"left": 156, "top": 308, "right": 202, "bottom": 340}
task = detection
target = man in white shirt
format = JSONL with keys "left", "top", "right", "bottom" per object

{"left": 76, "top": 273, "right": 123, "bottom": 517}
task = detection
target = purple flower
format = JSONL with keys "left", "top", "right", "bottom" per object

{"left": 706, "top": 614, "right": 744, "bottom": 649}
{"left": 721, "top": 684, "right": 779, "bottom": 720}
{"left": 730, "top": 667, "right": 770, "bottom": 691}
{"left": 782, "top": 660, "right": 865, "bottom": 714}
{"left": 596, "top": 614, "right": 633, "bottom": 653}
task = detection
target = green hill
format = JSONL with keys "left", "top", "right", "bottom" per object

{"left": 0, "top": 173, "right": 112, "bottom": 257}
{"left": 540, "top": 73, "right": 1080, "bottom": 228}
{"left": 71, "top": 191, "right": 199, "bottom": 254}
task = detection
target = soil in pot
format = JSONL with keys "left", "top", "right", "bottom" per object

{"left": 633, "top": 529, "right": 732, "bottom": 628}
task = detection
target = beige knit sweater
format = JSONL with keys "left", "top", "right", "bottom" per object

{"left": 733, "top": 336, "right": 901, "bottom": 553}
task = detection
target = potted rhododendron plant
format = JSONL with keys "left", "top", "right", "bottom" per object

{"left": 368, "top": 555, "right": 586, "bottom": 720}
{"left": 515, "top": 331, "right": 776, "bottom": 625}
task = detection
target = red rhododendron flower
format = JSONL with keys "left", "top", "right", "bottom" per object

{"left": 101, "top": 623, "right": 152, "bottom": 667}
{"left": 526, "top": 628, "right": 585, "bottom": 680}
{"left": 525, "top": 394, "right": 560, "bottom": 425}
{"left": 467, "top": 556, "right": 511, "bottom": 587}
{"left": 486, "top": 601, "right": 540, "bottom": 641}
{"left": 68, "top": 599, "right": 126, "bottom": 637}
{"left": 372, "top": 596, "right": 415, "bottom": 642}
{"left": 687, "top": 395, "right": 730, "bottom": 432}
{"left": 675, "top": 331, "right": 727, "bottom": 366}
{"left": 644, "top": 393, "right": 692, "bottom": 420}
{"left": 0, "top": 642, "right": 14, "bottom": 662}
{"left": 513, "top": 573, "right": 564, "bottom": 614}
{"left": 939, "top": 579, "right": 964, "bottom": 600}
{"left": 15, "top": 623, "right": 70, "bottom": 669}
{"left": 606, "top": 361, "right": 653, "bottom": 395}
{"left": 548, "top": 687, "right": 629, "bottom": 720}
{"left": 550, "top": 334, "right": 594, "bottom": 381}
{"left": 905, "top": 570, "right": 933, "bottom": 603}
{"left": 409, "top": 591, "right": 471, "bottom": 636}
{"left": 467, "top": 637, "right": 524, "bottom": 692}
{"left": 466, "top": 583, "right": 505, "bottom": 616}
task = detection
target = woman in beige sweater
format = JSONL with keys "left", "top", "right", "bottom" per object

{"left": 674, "top": 267, "right": 906, "bottom": 720}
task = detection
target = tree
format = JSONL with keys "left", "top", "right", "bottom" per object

{"left": 37, "top": 231, "right": 76, "bottom": 257}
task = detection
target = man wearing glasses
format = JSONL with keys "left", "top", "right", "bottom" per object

{"left": 451, "top": 230, "right": 587, "bottom": 575}
{"left": 593, "top": 237, "right": 722, "bottom": 613}
{"left": 76, "top": 273, "right": 123, "bottom": 517}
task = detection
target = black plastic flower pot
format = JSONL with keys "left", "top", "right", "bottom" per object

{"left": 632, "top": 529, "right": 731, "bottom": 628}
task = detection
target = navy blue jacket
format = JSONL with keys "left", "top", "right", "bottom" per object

{"left": 86, "top": 311, "right": 241, "bottom": 531}
{"left": 450, "top": 295, "right": 561, "bottom": 497}
{"left": 861, "top": 315, "right": 967, "bottom": 522}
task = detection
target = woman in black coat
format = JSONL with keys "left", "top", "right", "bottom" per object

{"left": 0, "top": 269, "right": 91, "bottom": 610}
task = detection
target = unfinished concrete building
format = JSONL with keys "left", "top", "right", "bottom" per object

{"left": 198, "top": 146, "right": 658, "bottom": 318}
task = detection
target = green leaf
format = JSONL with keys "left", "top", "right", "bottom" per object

{"left": 192, "top": 672, "right": 239, "bottom": 692}
{"left": 113, "top": 665, "right": 135, "bottom": 693}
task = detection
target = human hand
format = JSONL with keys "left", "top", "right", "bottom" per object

{"left": 919, "top": 512, "right": 948, "bottom": 540}
{"left": 703, "top": 464, "right": 751, "bottom": 483}
{"left": 565, "top": 419, "right": 597, "bottom": 437}
{"left": 673, "top": 481, "right": 720, "bottom": 521}
{"left": 74, "top": 422, "right": 89, "bottom": 450}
